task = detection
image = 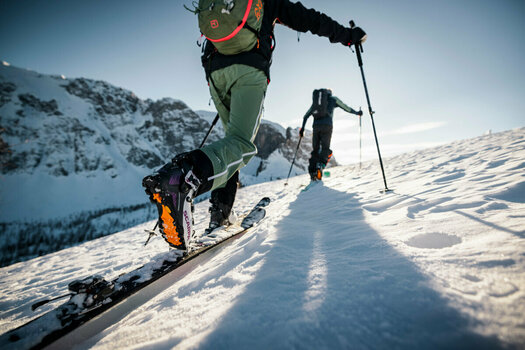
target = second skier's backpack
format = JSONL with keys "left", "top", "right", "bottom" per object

{"left": 312, "top": 89, "right": 331, "bottom": 118}
{"left": 192, "top": 0, "right": 264, "bottom": 55}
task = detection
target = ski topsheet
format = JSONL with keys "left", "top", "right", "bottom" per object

{"left": 0, "top": 197, "right": 271, "bottom": 350}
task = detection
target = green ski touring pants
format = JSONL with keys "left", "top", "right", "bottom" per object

{"left": 201, "top": 64, "right": 268, "bottom": 191}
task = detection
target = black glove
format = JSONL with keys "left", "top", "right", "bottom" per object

{"left": 357, "top": 110, "right": 363, "bottom": 116}
{"left": 346, "top": 26, "right": 367, "bottom": 46}
{"left": 142, "top": 174, "right": 160, "bottom": 200}
{"left": 299, "top": 128, "right": 304, "bottom": 137}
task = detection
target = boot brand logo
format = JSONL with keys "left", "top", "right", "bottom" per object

{"left": 184, "top": 211, "right": 191, "bottom": 239}
{"left": 210, "top": 19, "right": 219, "bottom": 29}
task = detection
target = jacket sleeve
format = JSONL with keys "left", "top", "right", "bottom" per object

{"left": 334, "top": 96, "right": 359, "bottom": 115}
{"left": 301, "top": 105, "right": 313, "bottom": 129}
{"left": 268, "top": 0, "right": 351, "bottom": 45}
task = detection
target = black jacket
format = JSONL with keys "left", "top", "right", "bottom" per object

{"left": 201, "top": 0, "right": 352, "bottom": 81}
{"left": 302, "top": 95, "right": 359, "bottom": 127}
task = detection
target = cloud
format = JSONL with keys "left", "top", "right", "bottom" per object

{"left": 387, "top": 122, "right": 447, "bottom": 135}
{"left": 331, "top": 141, "right": 446, "bottom": 165}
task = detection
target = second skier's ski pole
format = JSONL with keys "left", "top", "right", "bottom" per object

{"left": 350, "top": 20, "right": 390, "bottom": 192}
{"left": 284, "top": 134, "right": 303, "bottom": 185}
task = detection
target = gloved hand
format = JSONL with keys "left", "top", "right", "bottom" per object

{"left": 299, "top": 128, "right": 304, "bottom": 137}
{"left": 142, "top": 174, "right": 160, "bottom": 201}
{"left": 346, "top": 26, "right": 367, "bottom": 46}
{"left": 357, "top": 110, "right": 363, "bottom": 116}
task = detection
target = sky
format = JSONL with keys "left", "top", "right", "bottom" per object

{"left": 1, "top": 0, "right": 524, "bottom": 164}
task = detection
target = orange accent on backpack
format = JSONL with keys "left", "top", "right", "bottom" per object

{"left": 254, "top": 0, "right": 263, "bottom": 21}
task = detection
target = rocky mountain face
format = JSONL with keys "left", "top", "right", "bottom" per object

{"left": 0, "top": 62, "right": 325, "bottom": 266}
{"left": 1, "top": 71, "right": 217, "bottom": 178}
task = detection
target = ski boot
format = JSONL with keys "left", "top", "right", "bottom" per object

{"left": 205, "top": 203, "right": 237, "bottom": 235}
{"left": 315, "top": 162, "right": 326, "bottom": 181}
{"left": 310, "top": 169, "right": 322, "bottom": 182}
{"left": 142, "top": 156, "right": 201, "bottom": 253}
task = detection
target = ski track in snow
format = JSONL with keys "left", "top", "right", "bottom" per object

{"left": 0, "top": 128, "right": 524, "bottom": 349}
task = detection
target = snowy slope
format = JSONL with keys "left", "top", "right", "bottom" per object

{"left": 0, "top": 128, "right": 524, "bottom": 349}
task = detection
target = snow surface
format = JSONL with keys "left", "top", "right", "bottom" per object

{"left": 0, "top": 128, "right": 524, "bottom": 349}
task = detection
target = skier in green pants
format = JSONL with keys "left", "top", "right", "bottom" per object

{"left": 142, "top": 0, "right": 367, "bottom": 253}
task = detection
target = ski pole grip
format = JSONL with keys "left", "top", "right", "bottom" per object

{"left": 349, "top": 20, "right": 364, "bottom": 54}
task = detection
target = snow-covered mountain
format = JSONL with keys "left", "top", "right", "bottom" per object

{"left": 0, "top": 63, "right": 314, "bottom": 266}
{"left": 0, "top": 128, "right": 523, "bottom": 349}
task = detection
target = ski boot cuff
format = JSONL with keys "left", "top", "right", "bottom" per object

{"left": 175, "top": 149, "right": 213, "bottom": 196}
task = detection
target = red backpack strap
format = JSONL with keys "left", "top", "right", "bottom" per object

{"left": 207, "top": 0, "right": 253, "bottom": 43}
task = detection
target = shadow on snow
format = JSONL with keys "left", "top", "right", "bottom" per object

{"left": 195, "top": 183, "right": 506, "bottom": 349}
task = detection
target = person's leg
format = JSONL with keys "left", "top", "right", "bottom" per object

{"left": 319, "top": 125, "right": 334, "bottom": 167}
{"left": 211, "top": 170, "right": 239, "bottom": 212}
{"left": 208, "top": 171, "right": 239, "bottom": 230}
{"left": 142, "top": 65, "right": 266, "bottom": 251}
{"left": 202, "top": 64, "right": 267, "bottom": 190}
{"left": 309, "top": 126, "right": 321, "bottom": 177}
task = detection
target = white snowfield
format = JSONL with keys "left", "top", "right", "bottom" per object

{"left": 0, "top": 128, "right": 524, "bottom": 349}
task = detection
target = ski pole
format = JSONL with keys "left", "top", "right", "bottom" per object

{"left": 359, "top": 108, "right": 362, "bottom": 170}
{"left": 144, "top": 221, "right": 159, "bottom": 246}
{"left": 284, "top": 134, "right": 303, "bottom": 185}
{"left": 350, "top": 20, "right": 390, "bottom": 192}
{"left": 199, "top": 113, "right": 220, "bottom": 148}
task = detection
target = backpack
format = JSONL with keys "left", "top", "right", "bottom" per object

{"left": 312, "top": 89, "right": 331, "bottom": 118}
{"left": 194, "top": 0, "right": 264, "bottom": 55}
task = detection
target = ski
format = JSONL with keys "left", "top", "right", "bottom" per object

{"left": 0, "top": 197, "right": 271, "bottom": 350}
{"left": 301, "top": 181, "right": 322, "bottom": 192}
